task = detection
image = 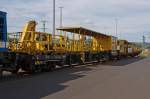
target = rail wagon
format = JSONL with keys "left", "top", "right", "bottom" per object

{"left": 118, "top": 40, "right": 142, "bottom": 57}
{"left": 0, "top": 11, "right": 7, "bottom": 52}
{"left": 127, "top": 42, "right": 142, "bottom": 57}
{"left": 0, "top": 21, "right": 54, "bottom": 73}
{"left": 117, "top": 40, "right": 128, "bottom": 57}
{"left": 0, "top": 11, "right": 8, "bottom": 73}
{"left": 56, "top": 27, "right": 120, "bottom": 61}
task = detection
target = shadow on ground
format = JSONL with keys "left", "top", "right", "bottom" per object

{"left": 102, "top": 56, "right": 145, "bottom": 66}
{"left": 0, "top": 65, "right": 93, "bottom": 99}
{"left": 0, "top": 57, "right": 145, "bottom": 99}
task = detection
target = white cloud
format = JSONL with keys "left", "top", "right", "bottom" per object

{"left": 1, "top": 0, "right": 150, "bottom": 42}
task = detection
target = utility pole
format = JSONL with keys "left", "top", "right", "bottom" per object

{"left": 142, "top": 35, "right": 146, "bottom": 49}
{"left": 115, "top": 18, "right": 119, "bottom": 51}
{"left": 115, "top": 18, "right": 118, "bottom": 39}
{"left": 59, "top": 6, "right": 64, "bottom": 27}
{"left": 41, "top": 20, "right": 47, "bottom": 32}
{"left": 59, "top": 6, "right": 64, "bottom": 48}
{"left": 53, "top": 0, "right": 55, "bottom": 37}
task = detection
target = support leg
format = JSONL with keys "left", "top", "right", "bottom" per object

{"left": 0, "top": 69, "right": 3, "bottom": 77}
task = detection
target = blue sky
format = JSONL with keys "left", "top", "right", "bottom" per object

{"left": 1, "top": 0, "right": 150, "bottom": 42}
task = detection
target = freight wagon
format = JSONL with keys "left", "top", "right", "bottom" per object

{"left": 117, "top": 40, "right": 142, "bottom": 57}
{"left": 0, "top": 11, "right": 8, "bottom": 73}
{"left": 117, "top": 40, "right": 128, "bottom": 57}
{"left": 127, "top": 42, "right": 142, "bottom": 57}
{"left": 0, "top": 11, "right": 7, "bottom": 52}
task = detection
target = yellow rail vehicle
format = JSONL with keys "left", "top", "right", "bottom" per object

{"left": 0, "top": 21, "right": 142, "bottom": 73}
{"left": 1, "top": 21, "right": 55, "bottom": 73}
{"left": 127, "top": 43, "right": 142, "bottom": 57}
{"left": 117, "top": 40, "right": 142, "bottom": 57}
{"left": 10, "top": 21, "right": 53, "bottom": 54}
{"left": 117, "top": 40, "right": 128, "bottom": 57}
{"left": 57, "top": 27, "right": 119, "bottom": 62}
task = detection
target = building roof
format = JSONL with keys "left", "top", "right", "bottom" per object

{"left": 57, "top": 27, "right": 110, "bottom": 38}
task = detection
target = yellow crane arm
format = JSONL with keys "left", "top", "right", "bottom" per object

{"left": 19, "top": 21, "right": 37, "bottom": 42}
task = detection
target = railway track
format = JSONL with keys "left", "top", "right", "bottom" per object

{"left": 0, "top": 56, "right": 141, "bottom": 83}
{"left": 2, "top": 54, "right": 138, "bottom": 83}
{"left": 0, "top": 72, "right": 33, "bottom": 83}
{"left": 0, "top": 60, "right": 102, "bottom": 83}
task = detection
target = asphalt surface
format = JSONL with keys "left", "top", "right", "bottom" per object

{"left": 0, "top": 57, "right": 149, "bottom": 99}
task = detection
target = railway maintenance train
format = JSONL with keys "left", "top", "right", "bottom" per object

{"left": 0, "top": 20, "right": 142, "bottom": 74}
